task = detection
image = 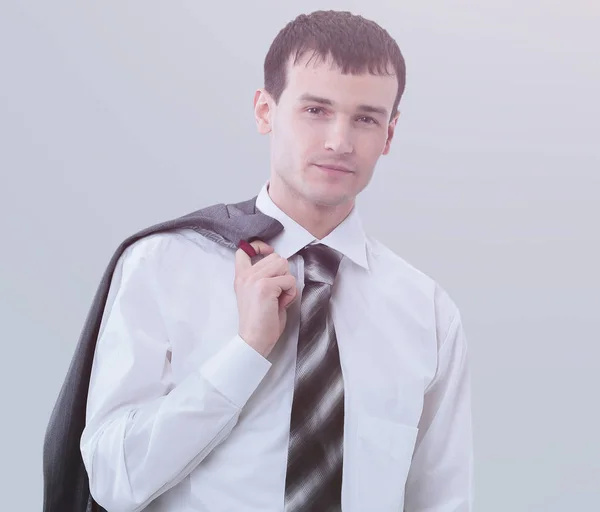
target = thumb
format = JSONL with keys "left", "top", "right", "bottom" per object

{"left": 279, "top": 286, "right": 298, "bottom": 310}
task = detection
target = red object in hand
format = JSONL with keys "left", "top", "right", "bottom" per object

{"left": 238, "top": 239, "right": 257, "bottom": 258}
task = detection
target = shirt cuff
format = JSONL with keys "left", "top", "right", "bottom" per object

{"left": 199, "top": 334, "right": 272, "bottom": 409}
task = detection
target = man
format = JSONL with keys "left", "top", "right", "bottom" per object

{"left": 78, "top": 9, "right": 473, "bottom": 512}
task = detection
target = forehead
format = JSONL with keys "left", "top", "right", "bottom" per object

{"left": 282, "top": 52, "right": 398, "bottom": 112}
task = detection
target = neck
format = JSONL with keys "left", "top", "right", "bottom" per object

{"left": 267, "top": 176, "right": 355, "bottom": 240}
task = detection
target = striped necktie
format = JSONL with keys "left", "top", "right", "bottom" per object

{"left": 284, "top": 243, "right": 345, "bottom": 511}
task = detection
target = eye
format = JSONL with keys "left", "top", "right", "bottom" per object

{"left": 357, "top": 116, "right": 378, "bottom": 125}
{"left": 306, "top": 107, "right": 326, "bottom": 115}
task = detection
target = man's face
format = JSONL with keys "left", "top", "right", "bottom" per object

{"left": 255, "top": 54, "right": 400, "bottom": 209}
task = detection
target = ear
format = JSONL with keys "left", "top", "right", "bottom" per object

{"left": 382, "top": 110, "right": 400, "bottom": 155}
{"left": 254, "top": 89, "right": 273, "bottom": 135}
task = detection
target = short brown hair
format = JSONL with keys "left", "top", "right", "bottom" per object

{"left": 263, "top": 10, "right": 406, "bottom": 121}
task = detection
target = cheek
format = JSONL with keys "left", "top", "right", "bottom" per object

{"left": 297, "top": 123, "right": 321, "bottom": 146}
{"left": 295, "top": 133, "right": 320, "bottom": 165}
{"left": 359, "top": 134, "right": 387, "bottom": 161}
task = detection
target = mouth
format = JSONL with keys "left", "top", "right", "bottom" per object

{"left": 313, "top": 163, "right": 354, "bottom": 174}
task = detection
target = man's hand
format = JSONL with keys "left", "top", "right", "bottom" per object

{"left": 234, "top": 241, "right": 297, "bottom": 358}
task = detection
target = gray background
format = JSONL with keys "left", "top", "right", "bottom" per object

{"left": 1, "top": 1, "right": 598, "bottom": 510}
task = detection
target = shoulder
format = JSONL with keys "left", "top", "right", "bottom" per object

{"left": 117, "top": 227, "right": 223, "bottom": 274}
{"left": 366, "top": 235, "right": 436, "bottom": 291}
{"left": 365, "top": 235, "right": 462, "bottom": 347}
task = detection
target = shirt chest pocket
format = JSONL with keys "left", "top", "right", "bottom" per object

{"left": 353, "top": 414, "right": 419, "bottom": 511}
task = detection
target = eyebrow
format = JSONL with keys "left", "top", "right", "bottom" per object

{"left": 298, "top": 94, "right": 388, "bottom": 117}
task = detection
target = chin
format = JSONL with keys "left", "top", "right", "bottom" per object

{"left": 279, "top": 171, "right": 357, "bottom": 207}
{"left": 305, "top": 187, "right": 353, "bottom": 208}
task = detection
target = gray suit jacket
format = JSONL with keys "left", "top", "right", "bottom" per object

{"left": 42, "top": 196, "right": 283, "bottom": 512}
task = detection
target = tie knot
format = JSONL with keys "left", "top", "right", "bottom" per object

{"left": 298, "top": 243, "right": 344, "bottom": 286}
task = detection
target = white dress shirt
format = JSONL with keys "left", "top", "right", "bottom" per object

{"left": 80, "top": 181, "right": 474, "bottom": 512}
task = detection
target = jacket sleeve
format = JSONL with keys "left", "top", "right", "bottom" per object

{"left": 80, "top": 236, "right": 271, "bottom": 512}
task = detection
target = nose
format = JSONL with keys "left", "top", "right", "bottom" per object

{"left": 324, "top": 119, "right": 354, "bottom": 154}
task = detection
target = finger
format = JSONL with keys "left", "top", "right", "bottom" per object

{"left": 280, "top": 284, "right": 298, "bottom": 310}
{"left": 250, "top": 252, "right": 281, "bottom": 271}
{"left": 267, "top": 274, "right": 296, "bottom": 304}
{"left": 252, "top": 254, "right": 290, "bottom": 279}
{"left": 248, "top": 240, "right": 274, "bottom": 256}
{"left": 235, "top": 240, "right": 274, "bottom": 272}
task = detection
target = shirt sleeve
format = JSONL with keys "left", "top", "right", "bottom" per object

{"left": 80, "top": 235, "right": 272, "bottom": 512}
{"left": 404, "top": 289, "right": 475, "bottom": 511}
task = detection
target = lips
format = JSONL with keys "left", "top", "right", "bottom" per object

{"left": 314, "top": 164, "right": 353, "bottom": 173}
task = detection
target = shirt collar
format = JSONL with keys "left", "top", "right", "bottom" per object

{"left": 255, "top": 181, "right": 370, "bottom": 270}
